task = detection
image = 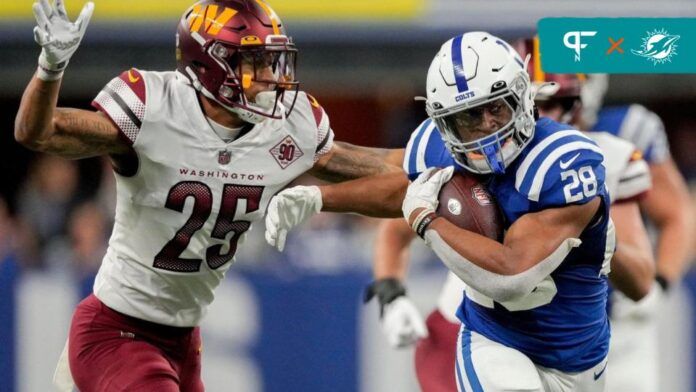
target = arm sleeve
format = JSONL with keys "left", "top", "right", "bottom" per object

{"left": 91, "top": 68, "right": 147, "bottom": 145}
{"left": 623, "top": 105, "right": 670, "bottom": 164}
{"left": 424, "top": 230, "right": 581, "bottom": 302}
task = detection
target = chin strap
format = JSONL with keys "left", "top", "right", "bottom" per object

{"left": 231, "top": 91, "right": 286, "bottom": 124}
{"left": 182, "top": 67, "right": 283, "bottom": 124}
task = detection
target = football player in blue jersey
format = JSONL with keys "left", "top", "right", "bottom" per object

{"left": 582, "top": 74, "right": 695, "bottom": 391}
{"left": 266, "top": 32, "right": 614, "bottom": 391}
{"left": 358, "top": 37, "right": 657, "bottom": 392}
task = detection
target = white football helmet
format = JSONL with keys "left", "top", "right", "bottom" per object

{"left": 425, "top": 32, "right": 536, "bottom": 175}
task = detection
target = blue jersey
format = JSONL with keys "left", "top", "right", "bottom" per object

{"left": 404, "top": 117, "right": 612, "bottom": 372}
{"left": 590, "top": 104, "right": 670, "bottom": 164}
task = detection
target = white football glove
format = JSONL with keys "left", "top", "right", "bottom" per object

{"left": 265, "top": 185, "right": 322, "bottom": 252}
{"left": 402, "top": 166, "right": 454, "bottom": 228}
{"left": 382, "top": 297, "right": 428, "bottom": 348}
{"left": 33, "top": 0, "right": 94, "bottom": 80}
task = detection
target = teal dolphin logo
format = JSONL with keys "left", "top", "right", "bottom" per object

{"left": 632, "top": 29, "right": 680, "bottom": 65}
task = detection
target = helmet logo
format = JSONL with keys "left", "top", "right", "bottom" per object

{"left": 188, "top": 5, "right": 237, "bottom": 36}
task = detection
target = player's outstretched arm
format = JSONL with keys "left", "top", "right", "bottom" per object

{"left": 15, "top": 0, "right": 128, "bottom": 159}
{"left": 309, "top": 142, "right": 404, "bottom": 182}
{"left": 264, "top": 171, "right": 408, "bottom": 251}
{"left": 640, "top": 159, "right": 695, "bottom": 289}
{"left": 609, "top": 201, "right": 655, "bottom": 301}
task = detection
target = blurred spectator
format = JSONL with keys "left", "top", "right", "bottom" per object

{"left": 94, "top": 157, "right": 117, "bottom": 221}
{"left": 283, "top": 213, "right": 376, "bottom": 274}
{"left": 43, "top": 201, "right": 108, "bottom": 298}
{"left": 374, "top": 80, "right": 424, "bottom": 149}
{"left": 16, "top": 155, "right": 79, "bottom": 265}
{"left": 0, "top": 197, "right": 16, "bottom": 262}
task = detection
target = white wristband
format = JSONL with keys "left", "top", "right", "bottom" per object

{"left": 36, "top": 65, "right": 64, "bottom": 82}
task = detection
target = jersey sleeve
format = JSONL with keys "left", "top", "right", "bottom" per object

{"left": 624, "top": 105, "right": 670, "bottom": 164}
{"left": 614, "top": 149, "right": 651, "bottom": 202}
{"left": 304, "top": 94, "right": 334, "bottom": 162}
{"left": 402, "top": 119, "right": 455, "bottom": 181}
{"left": 515, "top": 130, "right": 606, "bottom": 207}
{"left": 91, "top": 68, "right": 147, "bottom": 145}
{"left": 595, "top": 104, "right": 671, "bottom": 164}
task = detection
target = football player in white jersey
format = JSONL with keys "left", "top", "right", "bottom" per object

{"left": 360, "top": 37, "right": 656, "bottom": 392}
{"left": 583, "top": 75, "right": 695, "bottom": 391}
{"left": 15, "top": 0, "right": 401, "bottom": 390}
{"left": 267, "top": 32, "right": 616, "bottom": 392}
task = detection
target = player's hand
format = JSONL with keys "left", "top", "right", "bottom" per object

{"left": 265, "top": 185, "right": 322, "bottom": 252}
{"left": 33, "top": 0, "right": 94, "bottom": 79}
{"left": 364, "top": 278, "right": 427, "bottom": 348}
{"left": 402, "top": 166, "right": 453, "bottom": 227}
{"left": 382, "top": 297, "right": 428, "bottom": 348}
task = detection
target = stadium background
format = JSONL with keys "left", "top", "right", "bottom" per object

{"left": 1, "top": 0, "right": 696, "bottom": 390}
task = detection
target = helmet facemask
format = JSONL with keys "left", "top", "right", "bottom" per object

{"left": 205, "top": 37, "right": 299, "bottom": 123}
{"left": 428, "top": 74, "right": 535, "bottom": 175}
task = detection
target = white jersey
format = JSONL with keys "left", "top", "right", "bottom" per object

{"left": 91, "top": 69, "right": 333, "bottom": 326}
{"left": 585, "top": 131, "right": 651, "bottom": 203}
{"left": 436, "top": 130, "right": 651, "bottom": 321}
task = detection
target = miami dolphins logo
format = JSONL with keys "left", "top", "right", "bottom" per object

{"left": 631, "top": 28, "right": 680, "bottom": 65}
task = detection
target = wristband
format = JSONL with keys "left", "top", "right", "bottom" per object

{"left": 409, "top": 208, "right": 433, "bottom": 232}
{"left": 415, "top": 212, "right": 439, "bottom": 239}
{"left": 655, "top": 274, "right": 670, "bottom": 292}
{"left": 363, "top": 278, "right": 407, "bottom": 317}
{"left": 36, "top": 65, "right": 64, "bottom": 82}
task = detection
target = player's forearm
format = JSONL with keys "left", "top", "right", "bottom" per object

{"left": 645, "top": 160, "right": 695, "bottom": 283}
{"left": 610, "top": 243, "right": 655, "bottom": 301}
{"left": 373, "top": 219, "right": 416, "bottom": 280}
{"left": 319, "top": 172, "right": 407, "bottom": 218}
{"left": 609, "top": 201, "right": 655, "bottom": 299}
{"left": 14, "top": 74, "right": 61, "bottom": 148}
{"left": 312, "top": 142, "right": 402, "bottom": 183}
{"left": 425, "top": 218, "right": 516, "bottom": 274}
{"left": 424, "top": 220, "right": 580, "bottom": 302}
{"left": 655, "top": 212, "right": 694, "bottom": 282}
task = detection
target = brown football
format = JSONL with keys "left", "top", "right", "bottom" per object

{"left": 436, "top": 171, "right": 504, "bottom": 241}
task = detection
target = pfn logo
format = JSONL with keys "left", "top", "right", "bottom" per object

{"left": 563, "top": 31, "right": 597, "bottom": 61}
{"left": 188, "top": 5, "right": 238, "bottom": 36}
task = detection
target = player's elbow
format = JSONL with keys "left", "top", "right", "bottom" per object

{"left": 625, "top": 280, "right": 653, "bottom": 301}
{"left": 14, "top": 125, "right": 40, "bottom": 150}
{"left": 14, "top": 118, "right": 51, "bottom": 151}
{"left": 484, "top": 282, "right": 535, "bottom": 302}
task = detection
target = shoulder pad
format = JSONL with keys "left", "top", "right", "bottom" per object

{"left": 91, "top": 68, "right": 147, "bottom": 145}
{"left": 402, "top": 119, "right": 453, "bottom": 180}
{"left": 516, "top": 130, "right": 605, "bottom": 204}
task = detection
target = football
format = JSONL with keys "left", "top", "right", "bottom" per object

{"left": 436, "top": 171, "right": 504, "bottom": 241}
